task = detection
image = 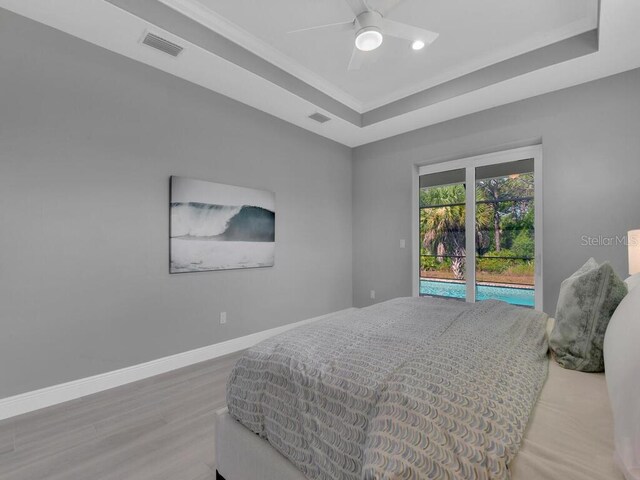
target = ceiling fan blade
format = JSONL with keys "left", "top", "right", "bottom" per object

{"left": 348, "top": 45, "right": 365, "bottom": 70}
{"left": 287, "top": 20, "right": 353, "bottom": 34}
{"left": 348, "top": 45, "right": 380, "bottom": 71}
{"left": 381, "top": 18, "right": 439, "bottom": 45}
{"left": 344, "top": 0, "right": 370, "bottom": 17}
{"left": 379, "top": 0, "right": 407, "bottom": 16}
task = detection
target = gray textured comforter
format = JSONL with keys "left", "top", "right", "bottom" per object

{"left": 227, "top": 297, "right": 548, "bottom": 480}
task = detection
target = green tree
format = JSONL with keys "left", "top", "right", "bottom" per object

{"left": 476, "top": 173, "right": 533, "bottom": 252}
{"left": 512, "top": 229, "right": 535, "bottom": 258}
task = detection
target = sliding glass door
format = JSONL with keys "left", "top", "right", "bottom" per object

{"left": 417, "top": 147, "right": 542, "bottom": 309}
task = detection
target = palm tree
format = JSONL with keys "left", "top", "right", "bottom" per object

{"left": 422, "top": 205, "right": 465, "bottom": 278}
{"left": 420, "top": 185, "right": 491, "bottom": 280}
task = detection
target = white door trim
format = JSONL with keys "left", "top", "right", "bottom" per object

{"left": 465, "top": 166, "right": 477, "bottom": 303}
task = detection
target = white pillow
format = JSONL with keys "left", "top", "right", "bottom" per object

{"left": 603, "top": 284, "right": 640, "bottom": 479}
{"left": 625, "top": 273, "right": 640, "bottom": 292}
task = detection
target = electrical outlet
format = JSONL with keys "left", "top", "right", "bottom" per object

{"left": 220, "top": 312, "right": 227, "bottom": 325}
{"left": 370, "top": 290, "right": 376, "bottom": 299}
{"left": 400, "top": 239, "right": 406, "bottom": 249}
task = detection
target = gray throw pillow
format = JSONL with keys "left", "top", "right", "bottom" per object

{"left": 549, "top": 258, "right": 627, "bottom": 372}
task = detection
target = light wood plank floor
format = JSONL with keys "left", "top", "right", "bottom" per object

{"left": 0, "top": 351, "right": 244, "bottom": 480}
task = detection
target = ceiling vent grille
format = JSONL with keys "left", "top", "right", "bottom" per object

{"left": 142, "top": 32, "right": 184, "bottom": 57}
{"left": 308, "top": 112, "right": 331, "bottom": 124}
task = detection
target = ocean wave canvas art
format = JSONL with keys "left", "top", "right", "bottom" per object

{"left": 170, "top": 176, "right": 275, "bottom": 273}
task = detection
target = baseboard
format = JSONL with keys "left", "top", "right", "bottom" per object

{"left": 0, "top": 307, "right": 355, "bottom": 421}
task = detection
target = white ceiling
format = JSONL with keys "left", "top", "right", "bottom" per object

{"left": 1, "top": 0, "right": 640, "bottom": 147}
{"left": 190, "top": 0, "right": 598, "bottom": 111}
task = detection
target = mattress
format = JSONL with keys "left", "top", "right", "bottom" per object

{"left": 510, "top": 360, "right": 622, "bottom": 479}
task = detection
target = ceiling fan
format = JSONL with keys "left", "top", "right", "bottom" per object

{"left": 288, "top": 0, "right": 439, "bottom": 70}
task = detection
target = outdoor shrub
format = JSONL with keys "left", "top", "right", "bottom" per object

{"left": 512, "top": 230, "right": 535, "bottom": 258}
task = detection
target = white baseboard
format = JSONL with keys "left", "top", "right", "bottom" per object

{"left": 0, "top": 307, "right": 355, "bottom": 421}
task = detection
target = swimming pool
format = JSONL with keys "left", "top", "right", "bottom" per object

{"left": 420, "top": 279, "right": 534, "bottom": 307}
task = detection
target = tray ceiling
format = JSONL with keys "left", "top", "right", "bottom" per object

{"left": 190, "top": 0, "right": 598, "bottom": 111}
{"left": 1, "top": 0, "right": 640, "bottom": 147}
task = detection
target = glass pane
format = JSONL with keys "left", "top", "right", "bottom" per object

{"left": 419, "top": 177, "right": 466, "bottom": 300}
{"left": 475, "top": 169, "right": 534, "bottom": 307}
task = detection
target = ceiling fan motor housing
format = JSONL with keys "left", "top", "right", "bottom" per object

{"left": 356, "top": 11, "right": 382, "bottom": 30}
{"left": 355, "top": 11, "right": 383, "bottom": 51}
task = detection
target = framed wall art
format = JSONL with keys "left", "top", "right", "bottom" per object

{"left": 170, "top": 176, "right": 275, "bottom": 273}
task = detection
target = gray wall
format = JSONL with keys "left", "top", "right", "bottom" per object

{"left": 0, "top": 10, "right": 352, "bottom": 398}
{"left": 353, "top": 68, "right": 640, "bottom": 312}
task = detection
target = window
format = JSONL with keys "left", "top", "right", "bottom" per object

{"left": 414, "top": 146, "right": 542, "bottom": 309}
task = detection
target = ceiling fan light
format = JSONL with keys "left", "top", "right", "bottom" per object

{"left": 412, "top": 40, "right": 425, "bottom": 51}
{"left": 355, "top": 27, "right": 383, "bottom": 51}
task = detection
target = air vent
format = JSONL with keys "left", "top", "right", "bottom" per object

{"left": 308, "top": 112, "right": 331, "bottom": 124}
{"left": 142, "top": 32, "right": 184, "bottom": 57}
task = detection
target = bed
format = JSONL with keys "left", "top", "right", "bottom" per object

{"left": 215, "top": 297, "right": 624, "bottom": 480}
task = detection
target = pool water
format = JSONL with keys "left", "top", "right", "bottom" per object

{"left": 420, "top": 279, "right": 534, "bottom": 307}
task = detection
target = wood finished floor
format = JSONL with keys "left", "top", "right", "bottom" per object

{"left": 0, "top": 351, "right": 244, "bottom": 480}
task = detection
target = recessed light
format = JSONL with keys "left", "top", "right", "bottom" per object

{"left": 411, "top": 40, "right": 425, "bottom": 51}
{"left": 355, "top": 27, "right": 383, "bottom": 51}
